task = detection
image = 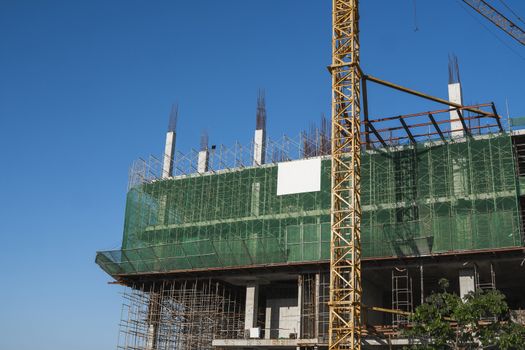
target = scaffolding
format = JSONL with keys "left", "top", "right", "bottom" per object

{"left": 96, "top": 106, "right": 522, "bottom": 278}
{"left": 391, "top": 268, "right": 414, "bottom": 327}
{"left": 118, "top": 279, "right": 244, "bottom": 350}
{"left": 300, "top": 272, "right": 331, "bottom": 343}
{"left": 475, "top": 263, "right": 496, "bottom": 292}
{"left": 127, "top": 132, "right": 330, "bottom": 189}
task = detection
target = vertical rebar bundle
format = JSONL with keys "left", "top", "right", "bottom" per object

{"left": 301, "top": 114, "right": 331, "bottom": 158}
{"left": 256, "top": 89, "right": 266, "bottom": 131}
{"left": 200, "top": 131, "right": 209, "bottom": 152}
{"left": 168, "top": 105, "right": 178, "bottom": 133}
{"left": 448, "top": 54, "right": 461, "bottom": 85}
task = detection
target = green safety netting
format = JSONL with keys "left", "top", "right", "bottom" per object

{"left": 96, "top": 134, "right": 523, "bottom": 276}
{"left": 510, "top": 116, "right": 525, "bottom": 127}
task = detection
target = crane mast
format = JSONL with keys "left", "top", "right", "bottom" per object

{"left": 329, "top": 0, "right": 362, "bottom": 349}
{"left": 327, "top": 0, "right": 524, "bottom": 348}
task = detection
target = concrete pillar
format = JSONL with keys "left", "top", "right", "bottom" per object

{"left": 420, "top": 264, "right": 424, "bottom": 305}
{"left": 251, "top": 122, "right": 265, "bottom": 219}
{"left": 459, "top": 268, "right": 476, "bottom": 300}
{"left": 162, "top": 131, "right": 176, "bottom": 178}
{"left": 159, "top": 132, "right": 175, "bottom": 225}
{"left": 159, "top": 108, "right": 177, "bottom": 224}
{"left": 448, "top": 82, "right": 464, "bottom": 138}
{"left": 251, "top": 182, "right": 261, "bottom": 216}
{"left": 162, "top": 105, "right": 178, "bottom": 178}
{"left": 244, "top": 284, "right": 259, "bottom": 332}
{"left": 296, "top": 280, "right": 302, "bottom": 348}
{"left": 253, "top": 128, "right": 266, "bottom": 166}
{"left": 253, "top": 89, "right": 266, "bottom": 166}
{"left": 146, "top": 293, "right": 161, "bottom": 350}
{"left": 197, "top": 149, "right": 209, "bottom": 173}
{"left": 452, "top": 155, "right": 467, "bottom": 197}
{"left": 314, "top": 273, "right": 320, "bottom": 339}
{"left": 146, "top": 324, "right": 156, "bottom": 350}
{"left": 450, "top": 80, "right": 466, "bottom": 196}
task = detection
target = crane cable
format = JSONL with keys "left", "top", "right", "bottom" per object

{"left": 412, "top": 0, "right": 419, "bottom": 32}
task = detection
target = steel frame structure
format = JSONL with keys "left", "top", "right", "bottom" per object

{"left": 329, "top": 0, "right": 362, "bottom": 349}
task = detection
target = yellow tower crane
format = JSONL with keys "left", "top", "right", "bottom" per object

{"left": 328, "top": 1, "right": 524, "bottom": 349}
{"left": 329, "top": 1, "right": 362, "bottom": 349}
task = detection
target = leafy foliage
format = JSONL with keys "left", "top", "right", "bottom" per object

{"left": 403, "top": 279, "right": 525, "bottom": 349}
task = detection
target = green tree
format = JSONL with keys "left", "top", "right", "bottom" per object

{"left": 404, "top": 279, "right": 525, "bottom": 349}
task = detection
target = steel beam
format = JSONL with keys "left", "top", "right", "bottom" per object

{"left": 365, "top": 121, "right": 388, "bottom": 148}
{"left": 362, "top": 76, "right": 370, "bottom": 148}
{"left": 364, "top": 75, "right": 491, "bottom": 117}
{"left": 491, "top": 102, "right": 504, "bottom": 132}
{"left": 399, "top": 118, "right": 416, "bottom": 144}
{"left": 428, "top": 113, "right": 446, "bottom": 142}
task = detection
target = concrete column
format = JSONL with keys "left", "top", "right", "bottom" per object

{"left": 297, "top": 275, "right": 302, "bottom": 340}
{"left": 198, "top": 149, "right": 209, "bottom": 173}
{"left": 253, "top": 89, "right": 266, "bottom": 166}
{"left": 264, "top": 307, "right": 271, "bottom": 340}
{"left": 459, "top": 268, "right": 476, "bottom": 300}
{"left": 146, "top": 324, "right": 156, "bottom": 350}
{"left": 244, "top": 284, "right": 259, "bottom": 332}
{"left": 253, "top": 128, "right": 266, "bottom": 166}
{"left": 146, "top": 293, "right": 161, "bottom": 350}
{"left": 420, "top": 264, "right": 424, "bottom": 305}
{"left": 159, "top": 108, "right": 177, "bottom": 224}
{"left": 452, "top": 157, "right": 466, "bottom": 197}
{"left": 163, "top": 104, "right": 178, "bottom": 178}
{"left": 251, "top": 182, "right": 261, "bottom": 217}
{"left": 159, "top": 133, "right": 175, "bottom": 222}
{"left": 314, "top": 273, "right": 320, "bottom": 339}
{"left": 162, "top": 131, "right": 176, "bottom": 178}
{"left": 448, "top": 82, "right": 464, "bottom": 138}
{"left": 251, "top": 127, "right": 264, "bottom": 220}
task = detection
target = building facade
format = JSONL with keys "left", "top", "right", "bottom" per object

{"left": 96, "top": 103, "right": 525, "bottom": 349}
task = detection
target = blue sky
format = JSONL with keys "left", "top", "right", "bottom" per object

{"left": 0, "top": 1, "right": 524, "bottom": 349}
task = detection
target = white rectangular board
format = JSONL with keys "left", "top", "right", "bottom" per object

{"left": 277, "top": 158, "right": 321, "bottom": 196}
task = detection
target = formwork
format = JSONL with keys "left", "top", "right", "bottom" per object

{"left": 96, "top": 133, "right": 523, "bottom": 277}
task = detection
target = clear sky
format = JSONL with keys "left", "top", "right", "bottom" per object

{"left": 0, "top": 1, "right": 524, "bottom": 349}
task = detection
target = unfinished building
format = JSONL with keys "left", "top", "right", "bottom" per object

{"left": 96, "top": 79, "right": 525, "bottom": 348}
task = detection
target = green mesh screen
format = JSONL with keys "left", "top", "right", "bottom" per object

{"left": 96, "top": 134, "right": 523, "bottom": 276}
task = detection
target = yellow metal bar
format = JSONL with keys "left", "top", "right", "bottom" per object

{"left": 367, "top": 306, "right": 454, "bottom": 322}
{"left": 329, "top": 0, "right": 362, "bottom": 349}
{"left": 368, "top": 306, "right": 411, "bottom": 317}
{"left": 364, "top": 74, "right": 492, "bottom": 117}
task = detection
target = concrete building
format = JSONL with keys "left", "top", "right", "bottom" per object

{"left": 96, "top": 96, "right": 525, "bottom": 349}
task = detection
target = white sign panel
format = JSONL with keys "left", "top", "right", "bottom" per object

{"left": 277, "top": 158, "right": 321, "bottom": 196}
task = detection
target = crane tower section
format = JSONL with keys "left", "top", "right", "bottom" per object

{"left": 329, "top": 0, "right": 363, "bottom": 349}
